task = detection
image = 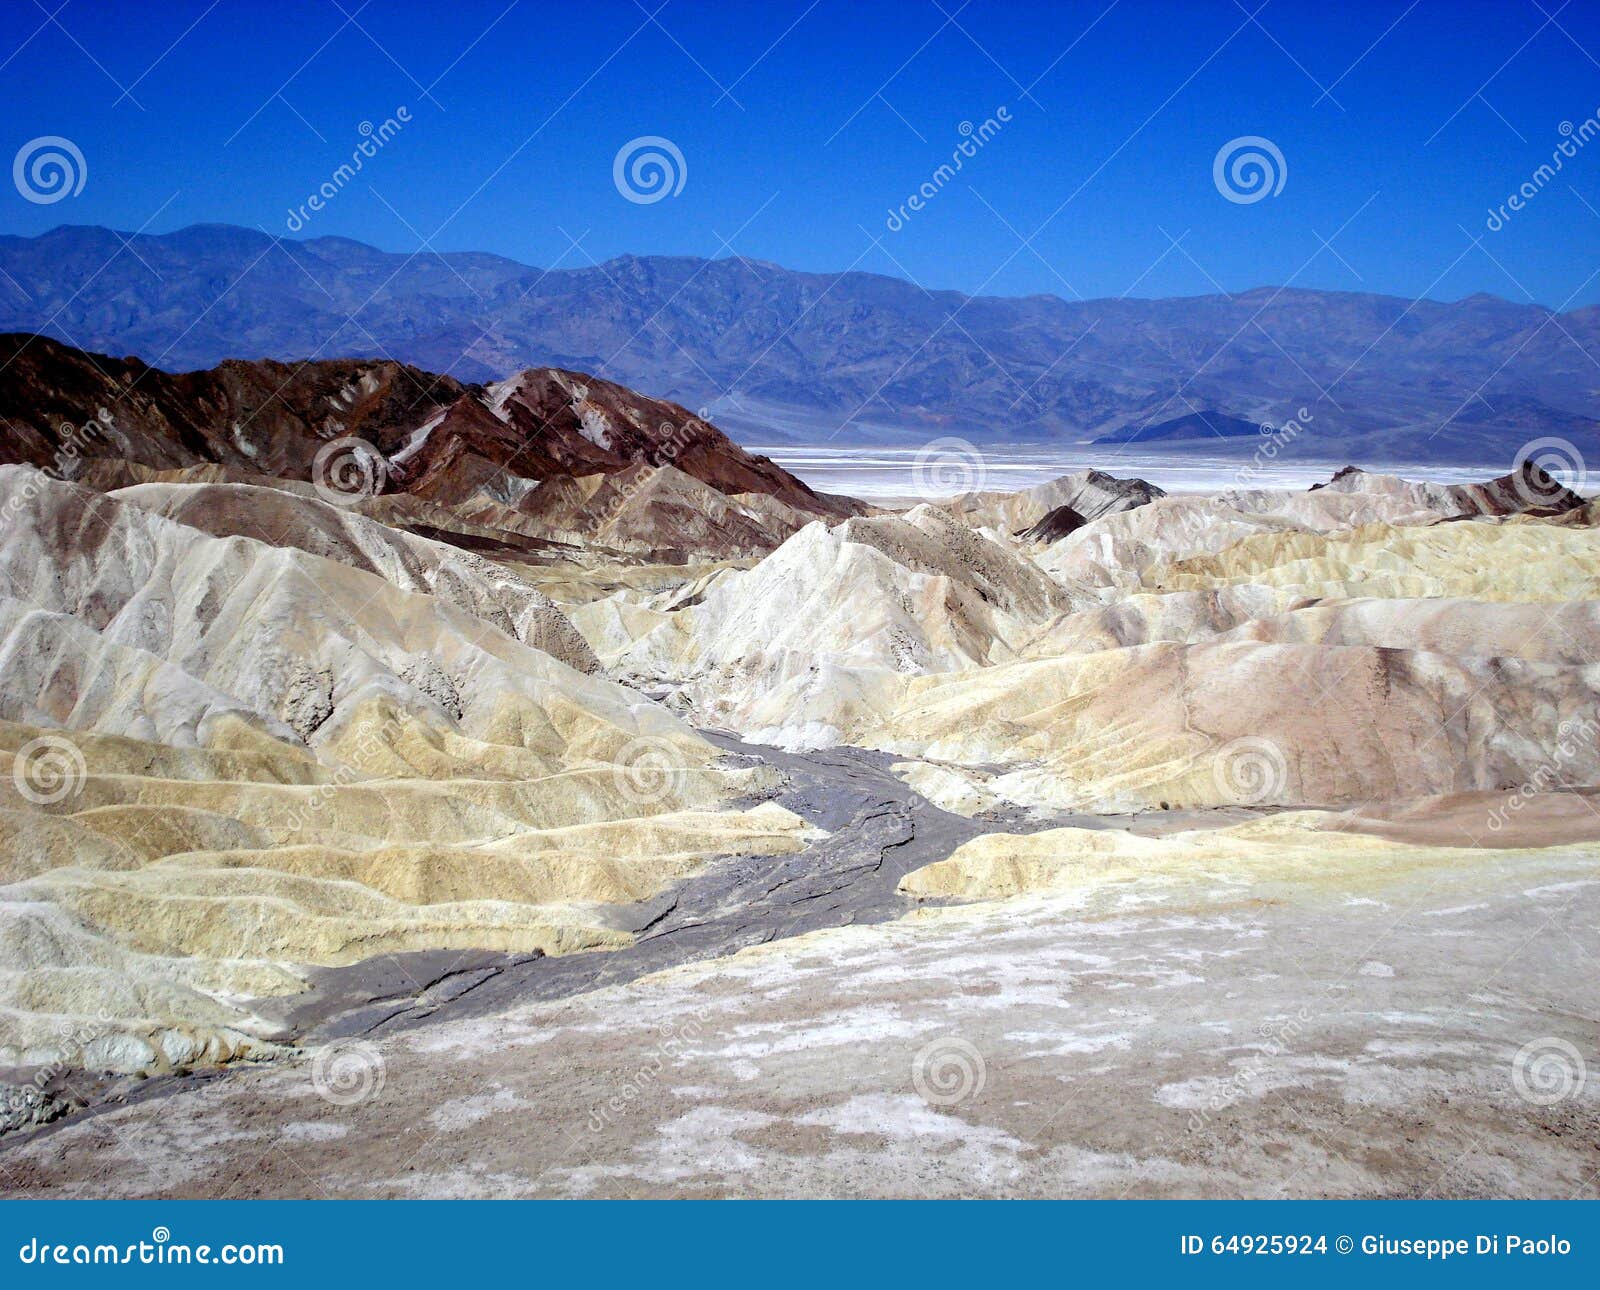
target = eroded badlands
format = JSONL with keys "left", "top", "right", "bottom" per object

{"left": 0, "top": 353, "right": 1596, "bottom": 1195}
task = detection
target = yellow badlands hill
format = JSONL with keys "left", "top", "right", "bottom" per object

{"left": 863, "top": 638, "right": 1600, "bottom": 813}
{"left": 898, "top": 810, "right": 1600, "bottom": 904}
{"left": 568, "top": 472, "right": 1600, "bottom": 815}
{"left": 1149, "top": 516, "right": 1600, "bottom": 602}
{"left": 0, "top": 468, "right": 812, "bottom": 1075}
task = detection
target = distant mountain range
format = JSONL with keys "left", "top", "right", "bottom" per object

{"left": 2, "top": 223, "right": 1596, "bottom": 463}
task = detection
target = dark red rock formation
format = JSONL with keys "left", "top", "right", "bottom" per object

{"left": 0, "top": 334, "right": 856, "bottom": 535}
{"left": 0, "top": 333, "right": 459, "bottom": 477}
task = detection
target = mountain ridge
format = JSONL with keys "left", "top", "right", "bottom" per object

{"left": 3, "top": 223, "right": 1596, "bottom": 462}
{"left": 12, "top": 222, "right": 1562, "bottom": 313}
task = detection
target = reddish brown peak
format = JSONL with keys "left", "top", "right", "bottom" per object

{"left": 1468, "top": 459, "right": 1586, "bottom": 514}
{"left": 1020, "top": 503, "right": 1090, "bottom": 543}
{"left": 460, "top": 365, "right": 856, "bottom": 517}
{"left": 0, "top": 332, "right": 459, "bottom": 478}
{"left": 0, "top": 335, "right": 857, "bottom": 523}
{"left": 1312, "top": 461, "right": 1584, "bottom": 514}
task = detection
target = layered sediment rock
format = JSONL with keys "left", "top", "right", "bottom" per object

{"left": 947, "top": 468, "right": 1165, "bottom": 533}
{"left": 589, "top": 504, "right": 1083, "bottom": 745}
{"left": 1, "top": 387, "right": 1596, "bottom": 1096}
{"left": 0, "top": 467, "right": 811, "bottom": 1074}
{"left": 585, "top": 465, "right": 1600, "bottom": 815}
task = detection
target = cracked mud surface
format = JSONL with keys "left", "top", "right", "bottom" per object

{"left": 271, "top": 733, "right": 1264, "bottom": 1042}
{"left": 11, "top": 737, "right": 1589, "bottom": 1201}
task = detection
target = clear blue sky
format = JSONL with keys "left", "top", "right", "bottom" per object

{"left": 3, "top": 0, "right": 1599, "bottom": 307}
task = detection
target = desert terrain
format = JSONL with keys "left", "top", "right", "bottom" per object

{"left": 0, "top": 336, "right": 1595, "bottom": 1197}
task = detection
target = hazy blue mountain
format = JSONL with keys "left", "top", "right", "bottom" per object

{"left": 2, "top": 223, "right": 1595, "bottom": 463}
{"left": 1093, "top": 410, "right": 1267, "bottom": 445}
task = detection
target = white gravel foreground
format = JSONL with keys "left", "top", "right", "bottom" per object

{"left": 3, "top": 842, "right": 1596, "bottom": 1200}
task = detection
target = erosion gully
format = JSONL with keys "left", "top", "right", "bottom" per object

{"left": 2, "top": 731, "right": 1250, "bottom": 1144}
{"left": 266, "top": 732, "right": 1053, "bottom": 1041}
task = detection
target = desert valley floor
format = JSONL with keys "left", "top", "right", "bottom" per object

{"left": 0, "top": 337, "right": 1596, "bottom": 1198}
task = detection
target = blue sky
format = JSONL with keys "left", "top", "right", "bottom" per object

{"left": 3, "top": 0, "right": 1599, "bottom": 306}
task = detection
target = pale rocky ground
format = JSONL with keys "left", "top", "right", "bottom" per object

{"left": 2, "top": 811, "right": 1595, "bottom": 1198}
{"left": 1, "top": 457, "right": 1597, "bottom": 1197}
